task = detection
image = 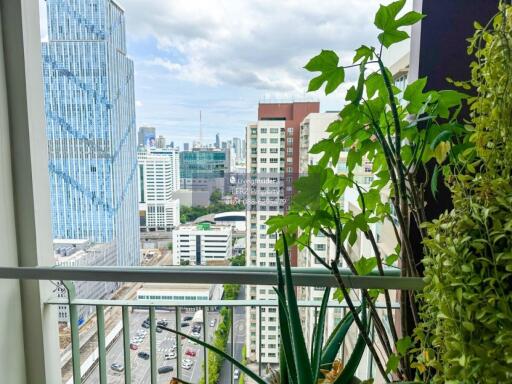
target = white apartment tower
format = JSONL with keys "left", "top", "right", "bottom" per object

{"left": 137, "top": 147, "right": 180, "bottom": 231}
{"left": 245, "top": 102, "right": 319, "bottom": 365}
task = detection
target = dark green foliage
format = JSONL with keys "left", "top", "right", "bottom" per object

{"left": 416, "top": 4, "right": 512, "bottom": 383}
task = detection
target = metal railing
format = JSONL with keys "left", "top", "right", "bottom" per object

{"left": 0, "top": 266, "right": 423, "bottom": 384}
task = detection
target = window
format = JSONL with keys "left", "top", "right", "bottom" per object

{"left": 269, "top": 148, "right": 278, "bottom": 153}
{"left": 287, "top": 127, "right": 293, "bottom": 133}
{"left": 261, "top": 128, "right": 267, "bottom": 133}
{"left": 260, "top": 138, "right": 267, "bottom": 143}
{"left": 287, "top": 138, "right": 293, "bottom": 143}
{"left": 270, "top": 128, "right": 279, "bottom": 133}
{"left": 314, "top": 243, "right": 326, "bottom": 251}
{"left": 270, "top": 138, "right": 278, "bottom": 144}
{"left": 260, "top": 148, "right": 267, "bottom": 153}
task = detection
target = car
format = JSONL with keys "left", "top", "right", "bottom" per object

{"left": 158, "top": 366, "right": 174, "bottom": 374}
{"left": 192, "top": 325, "right": 201, "bottom": 331}
{"left": 180, "top": 322, "right": 190, "bottom": 327}
{"left": 157, "top": 319, "right": 168, "bottom": 327}
{"left": 129, "top": 343, "right": 138, "bottom": 350}
{"left": 156, "top": 326, "right": 163, "bottom": 333}
{"left": 234, "top": 369, "right": 240, "bottom": 380}
{"left": 141, "top": 322, "right": 150, "bottom": 329}
{"left": 191, "top": 332, "right": 200, "bottom": 338}
{"left": 164, "top": 352, "right": 177, "bottom": 360}
{"left": 138, "top": 352, "right": 150, "bottom": 360}
{"left": 181, "top": 359, "right": 193, "bottom": 370}
{"left": 137, "top": 329, "right": 147, "bottom": 336}
{"left": 185, "top": 349, "right": 196, "bottom": 357}
{"left": 209, "top": 319, "right": 216, "bottom": 327}
{"left": 111, "top": 363, "right": 124, "bottom": 372}
{"left": 183, "top": 316, "right": 193, "bottom": 321}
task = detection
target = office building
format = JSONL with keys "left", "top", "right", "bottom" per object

{"left": 138, "top": 126, "right": 156, "bottom": 147}
{"left": 245, "top": 101, "right": 319, "bottom": 364}
{"left": 137, "top": 147, "right": 180, "bottom": 232}
{"left": 215, "top": 133, "right": 220, "bottom": 148}
{"left": 180, "top": 147, "right": 228, "bottom": 194}
{"left": 172, "top": 223, "right": 232, "bottom": 266}
{"left": 156, "top": 135, "right": 166, "bottom": 149}
{"left": 42, "top": 0, "right": 139, "bottom": 266}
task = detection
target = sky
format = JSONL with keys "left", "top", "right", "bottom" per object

{"left": 40, "top": 0, "right": 411, "bottom": 147}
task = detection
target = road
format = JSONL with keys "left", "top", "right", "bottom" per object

{"left": 218, "top": 286, "right": 247, "bottom": 384}
{"left": 85, "top": 308, "right": 221, "bottom": 384}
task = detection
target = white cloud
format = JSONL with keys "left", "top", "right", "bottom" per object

{"left": 135, "top": 100, "right": 143, "bottom": 107}
{"left": 122, "top": 0, "right": 383, "bottom": 94}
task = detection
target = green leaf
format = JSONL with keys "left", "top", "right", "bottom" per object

{"left": 385, "top": 253, "right": 399, "bottom": 266}
{"left": 396, "top": 336, "right": 412, "bottom": 355}
{"left": 304, "top": 50, "right": 345, "bottom": 95}
{"left": 431, "top": 164, "right": 440, "bottom": 198}
{"left": 312, "top": 288, "right": 331, "bottom": 383}
{"left": 378, "top": 29, "right": 409, "bottom": 48}
{"left": 403, "top": 77, "right": 428, "bottom": 113}
{"left": 281, "top": 233, "right": 313, "bottom": 383}
{"left": 386, "top": 353, "right": 401, "bottom": 373}
{"left": 353, "top": 45, "right": 374, "bottom": 63}
{"left": 274, "top": 251, "right": 298, "bottom": 384}
{"left": 374, "top": 0, "right": 424, "bottom": 48}
{"left": 365, "top": 72, "right": 385, "bottom": 99}
{"left": 354, "top": 256, "right": 378, "bottom": 276}
{"left": 320, "top": 301, "right": 363, "bottom": 371}
{"left": 334, "top": 304, "right": 369, "bottom": 384}
{"left": 159, "top": 326, "right": 266, "bottom": 384}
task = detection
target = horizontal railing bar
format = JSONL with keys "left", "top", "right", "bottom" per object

{"left": 44, "top": 298, "right": 400, "bottom": 309}
{"left": 0, "top": 266, "right": 422, "bottom": 289}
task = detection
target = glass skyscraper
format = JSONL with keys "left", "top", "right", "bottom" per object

{"left": 42, "top": 0, "right": 139, "bottom": 266}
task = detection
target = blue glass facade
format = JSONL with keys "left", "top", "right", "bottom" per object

{"left": 43, "top": 0, "right": 139, "bottom": 266}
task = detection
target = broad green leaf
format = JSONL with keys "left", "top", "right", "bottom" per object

{"left": 365, "top": 72, "right": 385, "bottom": 99}
{"left": 304, "top": 50, "right": 345, "bottom": 95}
{"left": 386, "top": 353, "right": 401, "bottom": 373}
{"left": 353, "top": 45, "right": 374, "bottom": 63}
{"left": 403, "top": 77, "right": 428, "bottom": 113}
{"left": 378, "top": 29, "right": 409, "bottom": 48}
{"left": 396, "top": 336, "right": 412, "bottom": 355}
{"left": 374, "top": 0, "right": 424, "bottom": 48}
{"left": 354, "top": 256, "right": 378, "bottom": 276}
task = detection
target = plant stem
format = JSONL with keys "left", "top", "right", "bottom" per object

{"left": 331, "top": 262, "right": 390, "bottom": 382}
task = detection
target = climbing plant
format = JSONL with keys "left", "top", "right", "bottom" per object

{"left": 415, "top": 3, "right": 512, "bottom": 383}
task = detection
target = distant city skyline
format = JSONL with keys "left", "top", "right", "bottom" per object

{"left": 39, "top": 0, "right": 392, "bottom": 146}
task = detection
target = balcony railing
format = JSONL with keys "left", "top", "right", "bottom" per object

{"left": 0, "top": 266, "right": 423, "bottom": 384}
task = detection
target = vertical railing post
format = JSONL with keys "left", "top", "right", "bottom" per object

{"left": 203, "top": 306, "right": 208, "bottom": 384}
{"left": 96, "top": 305, "right": 107, "bottom": 384}
{"left": 230, "top": 305, "right": 234, "bottom": 384}
{"left": 258, "top": 306, "right": 262, "bottom": 377}
{"left": 63, "top": 281, "right": 81, "bottom": 384}
{"left": 149, "top": 307, "right": 157, "bottom": 384}
{"left": 122, "top": 306, "right": 131, "bottom": 384}
{"left": 175, "top": 306, "right": 181, "bottom": 379}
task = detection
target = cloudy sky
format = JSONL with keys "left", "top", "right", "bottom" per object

{"left": 41, "top": 0, "right": 410, "bottom": 147}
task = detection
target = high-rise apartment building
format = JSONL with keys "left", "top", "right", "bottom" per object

{"left": 138, "top": 126, "right": 156, "bottom": 147}
{"left": 245, "top": 102, "right": 319, "bottom": 365}
{"left": 42, "top": 0, "right": 139, "bottom": 266}
{"left": 215, "top": 133, "right": 220, "bottom": 148}
{"left": 137, "top": 147, "right": 180, "bottom": 232}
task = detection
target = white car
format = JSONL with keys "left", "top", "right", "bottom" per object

{"left": 191, "top": 331, "right": 200, "bottom": 338}
{"left": 181, "top": 359, "right": 193, "bottom": 370}
{"left": 164, "top": 352, "right": 176, "bottom": 360}
{"left": 209, "top": 319, "right": 216, "bottom": 327}
{"left": 234, "top": 369, "right": 240, "bottom": 380}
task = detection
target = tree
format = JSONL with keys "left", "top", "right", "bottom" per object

{"left": 209, "top": 188, "right": 222, "bottom": 205}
